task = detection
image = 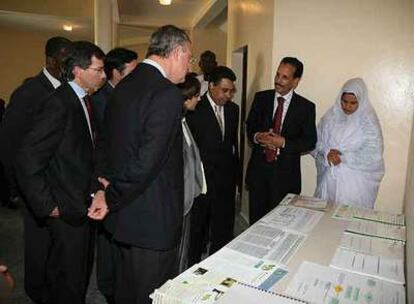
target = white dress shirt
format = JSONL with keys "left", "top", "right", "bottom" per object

{"left": 207, "top": 92, "right": 225, "bottom": 139}
{"left": 68, "top": 81, "right": 93, "bottom": 140}
{"left": 42, "top": 67, "right": 61, "bottom": 89}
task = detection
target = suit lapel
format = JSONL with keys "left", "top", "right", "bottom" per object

{"left": 202, "top": 96, "right": 223, "bottom": 141}
{"left": 64, "top": 83, "right": 94, "bottom": 147}
{"left": 266, "top": 91, "right": 276, "bottom": 127}
{"left": 38, "top": 71, "right": 56, "bottom": 93}
{"left": 281, "top": 92, "right": 298, "bottom": 135}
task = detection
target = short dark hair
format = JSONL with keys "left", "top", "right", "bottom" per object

{"left": 45, "top": 36, "right": 71, "bottom": 59}
{"left": 104, "top": 48, "right": 138, "bottom": 80}
{"left": 200, "top": 50, "right": 216, "bottom": 62}
{"left": 209, "top": 66, "right": 236, "bottom": 86}
{"left": 146, "top": 25, "right": 191, "bottom": 58}
{"left": 63, "top": 41, "right": 105, "bottom": 81}
{"left": 177, "top": 73, "right": 201, "bottom": 99}
{"left": 280, "top": 57, "right": 303, "bottom": 79}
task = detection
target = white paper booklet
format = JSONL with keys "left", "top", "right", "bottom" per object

{"left": 332, "top": 204, "right": 405, "bottom": 226}
{"left": 345, "top": 219, "right": 406, "bottom": 242}
{"left": 290, "top": 195, "right": 328, "bottom": 211}
{"left": 261, "top": 206, "right": 324, "bottom": 234}
{"left": 226, "top": 222, "right": 306, "bottom": 265}
{"left": 279, "top": 193, "right": 297, "bottom": 206}
{"left": 285, "top": 261, "right": 406, "bottom": 304}
{"left": 339, "top": 233, "right": 404, "bottom": 259}
{"left": 151, "top": 264, "right": 237, "bottom": 304}
{"left": 216, "top": 282, "right": 308, "bottom": 304}
{"left": 330, "top": 247, "right": 405, "bottom": 285}
{"left": 199, "top": 247, "right": 288, "bottom": 290}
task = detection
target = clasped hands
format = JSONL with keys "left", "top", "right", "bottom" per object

{"left": 256, "top": 130, "right": 285, "bottom": 150}
{"left": 87, "top": 177, "right": 110, "bottom": 220}
{"left": 327, "top": 149, "right": 342, "bottom": 166}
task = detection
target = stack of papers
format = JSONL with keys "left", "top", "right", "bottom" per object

{"left": 330, "top": 247, "right": 405, "bottom": 285}
{"left": 332, "top": 204, "right": 405, "bottom": 226}
{"left": 216, "top": 282, "right": 308, "bottom": 304}
{"left": 345, "top": 219, "right": 406, "bottom": 242}
{"left": 339, "top": 233, "right": 404, "bottom": 259}
{"left": 261, "top": 206, "right": 324, "bottom": 234}
{"left": 226, "top": 223, "right": 306, "bottom": 265}
{"left": 289, "top": 195, "right": 328, "bottom": 211}
{"left": 285, "top": 261, "right": 406, "bottom": 304}
{"left": 198, "top": 248, "right": 288, "bottom": 290}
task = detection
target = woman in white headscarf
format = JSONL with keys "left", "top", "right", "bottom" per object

{"left": 313, "top": 78, "right": 384, "bottom": 208}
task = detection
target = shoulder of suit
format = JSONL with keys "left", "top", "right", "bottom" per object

{"left": 9, "top": 72, "right": 53, "bottom": 102}
{"left": 292, "top": 92, "right": 316, "bottom": 107}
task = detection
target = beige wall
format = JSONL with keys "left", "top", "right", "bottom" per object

{"left": 124, "top": 43, "right": 148, "bottom": 62}
{"left": 191, "top": 27, "right": 227, "bottom": 74}
{"left": 273, "top": 0, "right": 414, "bottom": 212}
{"left": 0, "top": 26, "right": 91, "bottom": 102}
{"left": 227, "top": 0, "right": 275, "bottom": 219}
{"left": 0, "top": 0, "right": 93, "bottom": 18}
{"left": 404, "top": 115, "right": 414, "bottom": 303}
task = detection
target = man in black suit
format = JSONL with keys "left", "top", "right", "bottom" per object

{"left": 91, "top": 47, "right": 137, "bottom": 304}
{"left": 0, "top": 37, "right": 71, "bottom": 210}
{"left": 187, "top": 66, "right": 239, "bottom": 265}
{"left": 0, "top": 37, "right": 71, "bottom": 303}
{"left": 88, "top": 25, "right": 191, "bottom": 304}
{"left": 16, "top": 41, "right": 106, "bottom": 304}
{"left": 246, "top": 57, "right": 317, "bottom": 224}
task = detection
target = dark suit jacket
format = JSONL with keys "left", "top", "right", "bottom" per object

{"left": 16, "top": 83, "right": 94, "bottom": 226}
{"left": 0, "top": 71, "right": 55, "bottom": 166}
{"left": 246, "top": 90, "right": 317, "bottom": 191}
{"left": 91, "top": 81, "right": 113, "bottom": 136}
{"left": 103, "top": 63, "right": 184, "bottom": 250}
{"left": 187, "top": 94, "right": 239, "bottom": 193}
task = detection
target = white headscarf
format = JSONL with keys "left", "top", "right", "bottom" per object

{"left": 314, "top": 78, "right": 385, "bottom": 208}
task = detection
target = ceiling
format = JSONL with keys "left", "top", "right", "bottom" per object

{"left": 0, "top": 0, "right": 227, "bottom": 46}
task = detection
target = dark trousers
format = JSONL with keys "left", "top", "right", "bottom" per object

{"left": 188, "top": 183, "right": 236, "bottom": 267}
{"left": 96, "top": 225, "right": 118, "bottom": 297}
{"left": 114, "top": 244, "right": 178, "bottom": 304}
{"left": 24, "top": 209, "right": 93, "bottom": 304}
{"left": 248, "top": 161, "right": 300, "bottom": 224}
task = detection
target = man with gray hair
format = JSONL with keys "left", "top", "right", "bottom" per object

{"left": 88, "top": 24, "right": 191, "bottom": 304}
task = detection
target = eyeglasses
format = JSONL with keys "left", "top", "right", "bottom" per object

{"left": 87, "top": 66, "right": 105, "bottom": 74}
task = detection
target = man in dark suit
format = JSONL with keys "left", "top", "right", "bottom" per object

{"left": 88, "top": 25, "right": 191, "bottom": 304}
{"left": 91, "top": 47, "right": 137, "bottom": 304}
{"left": 246, "top": 57, "right": 317, "bottom": 224}
{"left": 187, "top": 66, "right": 239, "bottom": 265}
{"left": 0, "top": 37, "right": 71, "bottom": 303}
{"left": 16, "top": 41, "right": 106, "bottom": 304}
{"left": 0, "top": 37, "right": 71, "bottom": 210}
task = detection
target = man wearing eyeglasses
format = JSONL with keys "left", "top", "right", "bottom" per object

{"left": 15, "top": 41, "right": 106, "bottom": 304}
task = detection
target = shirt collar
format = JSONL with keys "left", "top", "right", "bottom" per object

{"left": 42, "top": 67, "right": 61, "bottom": 89}
{"left": 207, "top": 92, "right": 221, "bottom": 110}
{"left": 275, "top": 89, "right": 294, "bottom": 103}
{"left": 68, "top": 81, "right": 87, "bottom": 99}
{"left": 142, "top": 58, "right": 167, "bottom": 78}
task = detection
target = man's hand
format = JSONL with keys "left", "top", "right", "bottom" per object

{"left": 257, "top": 131, "right": 285, "bottom": 150}
{"left": 327, "top": 149, "right": 342, "bottom": 166}
{"left": 49, "top": 207, "right": 60, "bottom": 218}
{"left": 88, "top": 190, "right": 109, "bottom": 220}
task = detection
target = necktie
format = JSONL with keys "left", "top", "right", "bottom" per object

{"left": 265, "top": 97, "right": 284, "bottom": 162}
{"left": 82, "top": 95, "right": 94, "bottom": 141}
{"left": 214, "top": 105, "right": 224, "bottom": 140}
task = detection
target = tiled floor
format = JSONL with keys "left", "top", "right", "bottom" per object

{"left": 0, "top": 199, "right": 248, "bottom": 303}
